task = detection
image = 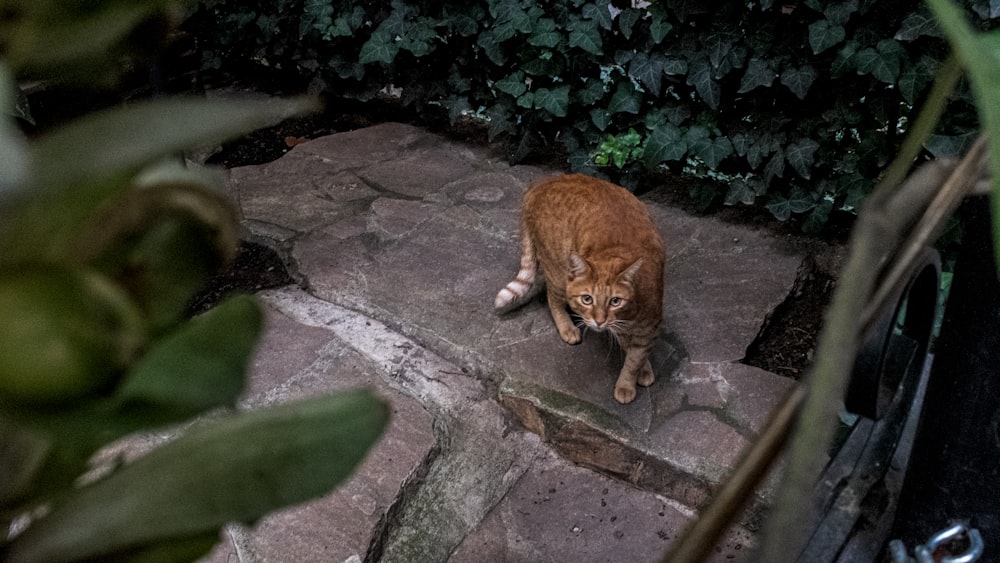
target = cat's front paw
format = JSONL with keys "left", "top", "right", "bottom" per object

{"left": 637, "top": 361, "right": 655, "bottom": 387}
{"left": 558, "top": 325, "right": 582, "bottom": 345}
{"left": 614, "top": 381, "right": 637, "bottom": 404}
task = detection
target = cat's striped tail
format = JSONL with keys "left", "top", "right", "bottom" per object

{"left": 495, "top": 230, "right": 539, "bottom": 310}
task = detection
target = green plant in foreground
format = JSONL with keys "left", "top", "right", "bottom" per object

{"left": 0, "top": 2, "right": 388, "bottom": 562}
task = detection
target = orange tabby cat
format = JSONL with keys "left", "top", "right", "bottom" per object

{"left": 495, "top": 173, "right": 665, "bottom": 404}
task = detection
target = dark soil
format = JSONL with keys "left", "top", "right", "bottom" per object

{"left": 742, "top": 258, "right": 837, "bottom": 379}
{"left": 186, "top": 240, "right": 295, "bottom": 316}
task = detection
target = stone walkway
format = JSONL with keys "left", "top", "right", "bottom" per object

{"left": 195, "top": 122, "right": 832, "bottom": 562}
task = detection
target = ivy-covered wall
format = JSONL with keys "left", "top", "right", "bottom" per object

{"left": 186, "top": 0, "right": 995, "bottom": 229}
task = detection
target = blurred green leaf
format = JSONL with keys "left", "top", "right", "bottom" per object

{"left": 115, "top": 295, "right": 262, "bottom": 417}
{"left": 927, "top": 0, "right": 1000, "bottom": 270}
{"left": 1, "top": 97, "right": 315, "bottom": 266}
{"left": 0, "top": 423, "right": 50, "bottom": 505}
{"left": 0, "top": 1, "right": 180, "bottom": 80}
{"left": 4, "top": 389, "right": 390, "bottom": 563}
{"left": 30, "top": 96, "right": 318, "bottom": 191}
{"left": 80, "top": 168, "right": 239, "bottom": 330}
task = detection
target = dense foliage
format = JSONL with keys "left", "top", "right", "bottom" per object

{"left": 186, "top": 0, "right": 996, "bottom": 228}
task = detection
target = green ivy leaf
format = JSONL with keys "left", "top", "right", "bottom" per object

{"left": 683, "top": 125, "right": 711, "bottom": 144}
{"left": 629, "top": 52, "right": 665, "bottom": 96}
{"left": 663, "top": 56, "right": 688, "bottom": 76}
{"left": 823, "top": 0, "right": 859, "bottom": 25}
{"left": 725, "top": 178, "right": 757, "bottom": 205}
{"left": 582, "top": 2, "right": 614, "bottom": 30}
{"left": 802, "top": 198, "right": 834, "bottom": 233}
{"left": 738, "top": 57, "right": 776, "bottom": 93}
{"left": 449, "top": 13, "right": 480, "bottom": 36}
{"left": 618, "top": 8, "right": 642, "bottom": 39}
{"left": 477, "top": 31, "right": 506, "bottom": 65}
{"left": 788, "top": 190, "right": 818, "bottom": 213}
{"left": 485, "top": 102, "right": 516, "bottom": 141}
{"left": 831, "top": 41, "right": 859, "bottom": 76}
{"left": 786, "top": 138, "right": 820, "bottom": 179}
{"left": 650, "top": 14, "right": 674, "bottom": 44}
{"left": 440, "top": 95, "right": 472, "bottom": 123}
{"left": 745, "top": 137, "right": 771, "bottom": 170}
{"left": 643, "top": 123, "right": 687, "bottom": 166}
{"left": 521, "top": 53, "right": 562, "bottom": 76}
{"left": 808, "top": 19, "right": 846, "bottom": 54}
{"left": 358, "top": 30, "right": 399, "bottom": 65}
{"left": 780, "top": 65, "right": 816, "bottom": 99}
{"left": 534, "top": 86, "right": 571, "bottom": 117}
{"left": 608, "top": 81, "right": 642, "bottom": 114}
{"left": 688, "top": 59, "right": 721, "bottom": 109}
{"left": 838, "top": 172, "right": 870, "bottom": 210}
{"left": 689, "top": 136, "right": 733, "bottom": 169}
{"left": 491, "top": 0, "right": 532, "bottom": 35}
{"left": 705, "top": 30, "right": 736, "bottom": 69}
{"left": 895, "top": 10, "right": 941, "bottom": 41}
{"left": 764, "top": 149, "right": 785, "bottom": 183}
{"left": 924, "top": 131, "right": 978, "bottom": 158}
{"left": 731, "top": 132, "right": 751, "bottom": 157}
{"left": 528, "top": 18, "right": 562, "bottom": 47}
{"left": 495, "top": 71, "right": 528, "bottom": 97}
{"left": 568, "top": 18, "right": 603, "bottom": 54}
{"left": 576, "top": 78, "right": 606, "bottom": 105}
{"left": 855, "top": 40, "right": 902, "bottom": 83}
{"left": 516, "top": 91, "right": 534, "bottom": 109}
{"left": 767, "top": 196, "right": 792, "bottom": 221}
{"left": 590, "top": 108, "right": 611, "bottom": 131}
{"left": 897, "top": 61, "right": 931, "bottom": 105}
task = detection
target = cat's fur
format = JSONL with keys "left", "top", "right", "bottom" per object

{"left": 495, "top": 173, "right": 665, "bottom": 404}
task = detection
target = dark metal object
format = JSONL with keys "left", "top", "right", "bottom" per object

{"left": 891, "top": 196, "right": 1000, "bottom": 559}
{"left": 846, "top": 249, "right": 941, "bottom": 419}
{"left": 794, "top": 247, "right": 941, "bottom": 562}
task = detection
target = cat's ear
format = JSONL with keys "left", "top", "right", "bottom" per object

{"left": 620, "top": 259, "right": 643, "bottom": 283}
{"left": 568, "top": 253, "right": 589, "bottom": 280}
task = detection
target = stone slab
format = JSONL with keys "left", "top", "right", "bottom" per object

{"left": 198, "top": 299, "right": 437, "bottom": 563}
{"left": 450, "top": 450, "right": 753, "bottom": 563}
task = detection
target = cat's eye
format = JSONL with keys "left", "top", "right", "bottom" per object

{"left": 581, "top": 294, "right": 593, "bottom": 305}
{"left": 609, "top": 297, "right": 623, "bottom": 307}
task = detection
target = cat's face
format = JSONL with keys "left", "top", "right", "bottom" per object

{"left": 565, "top": 254, "right": 641, "bottom": 334}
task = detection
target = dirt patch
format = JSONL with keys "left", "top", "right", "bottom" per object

{"left": 743, "top": 256, "right": 838, "bottom": 379}
{"left": 187, "top": 241, "right": 295, "bottom": 315}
